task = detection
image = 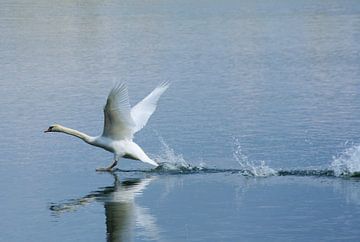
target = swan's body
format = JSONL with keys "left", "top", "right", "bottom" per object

{"left": 45, "top": 82, "right": 170, "bottom": 171}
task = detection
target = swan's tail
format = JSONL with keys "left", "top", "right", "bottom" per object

{"left": 127, "top": 141, "right": 159, "bottom": 167}
{"left": 144, "top": 158, "right": 159, "bottom": 167}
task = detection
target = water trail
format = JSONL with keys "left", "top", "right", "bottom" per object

{"left": 330, "top": 144, "right": 360, "bottom": 177}
{"left": 151, "top": 136, "right": 277, "bottom": 176}
{"left": 118, "top": 137, "right": 360, "bottom": 178}
{"left": 232, "top": 138, "right": 277, "bottom": 177}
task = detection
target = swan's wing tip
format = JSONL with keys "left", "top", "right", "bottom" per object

{"left": 159, "top": 81, "right": 171, "bottom": 89}
{"left": 110, "top": 82, "right": 128, "bottom": 95}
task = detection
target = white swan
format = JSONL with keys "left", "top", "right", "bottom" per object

{"left": 45, "top": 82, "right": 170, "bottom": 171}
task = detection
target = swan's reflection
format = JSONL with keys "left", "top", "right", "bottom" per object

{"left": 50, "top": 173, "right": 161, "bottom": 242}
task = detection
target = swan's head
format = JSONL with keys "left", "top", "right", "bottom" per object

{"left": 44, "top": 124, "right": 62, "bottom": 133}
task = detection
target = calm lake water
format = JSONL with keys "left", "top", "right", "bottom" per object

{"left": 1, "top": 0, "right": 360, "bottom": 241}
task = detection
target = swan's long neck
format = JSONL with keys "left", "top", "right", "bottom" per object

{"left": 58, "top": 126, "right": 94, "bottom": 144}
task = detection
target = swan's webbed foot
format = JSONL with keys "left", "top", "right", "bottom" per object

{"left": 96, "top": 160, "right": 118, "bottom": 172}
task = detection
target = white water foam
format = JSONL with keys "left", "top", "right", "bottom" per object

{"left": 331, "top": 144, "right": 360, "bottom": 177}
{"left": 232, "top": 138, "right": 277, "bottom": 177}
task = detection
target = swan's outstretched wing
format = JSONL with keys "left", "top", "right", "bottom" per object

{"left": 131, "top": 82, "right": 170, "bottom": 133}
{"left": 102, "top": 83, "right": 135, "bottom": 140}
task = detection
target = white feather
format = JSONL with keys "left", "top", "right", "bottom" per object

{"left": 131, "top": 82, "right": 170, "bottom": 133}
{"left": 102, "top": 83, "right": 136, "bottom": 140}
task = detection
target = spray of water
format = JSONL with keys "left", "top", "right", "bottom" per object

{"left": 232, "top": 138, "right": 277, "bottom": 177}
{"left": 149, "top": 135, "right": 359, "bottom": 178}
{"left": 153, "top": 136, "right": 205, "bottom": 173}
{"left": 155, "top": 137, "right": 188, "bottom": 165}
{"left": 331, "top": 144, "right": 360, "bottom": 177}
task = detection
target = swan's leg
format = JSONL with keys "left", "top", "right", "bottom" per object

{"left": 96, "top": 159, "right": 118, "bottom": 172}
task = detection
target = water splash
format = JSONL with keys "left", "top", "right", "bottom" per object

{"left": 155, "top": 137, "right": 188, "bottom": 165}
{"left": 122, "top": 136, "right": 360, "bottom": 178}
{"left": 331, "top": 144, "right": 360, "bottom": 177}
{"left": 152, "top": 136, "right": 278, "bottom": 176}
{"left": 232, "top": 138, "right": 277, "bottom": 177}
{"left": 153, "top": 137, "right": 205, "bottom": 174}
